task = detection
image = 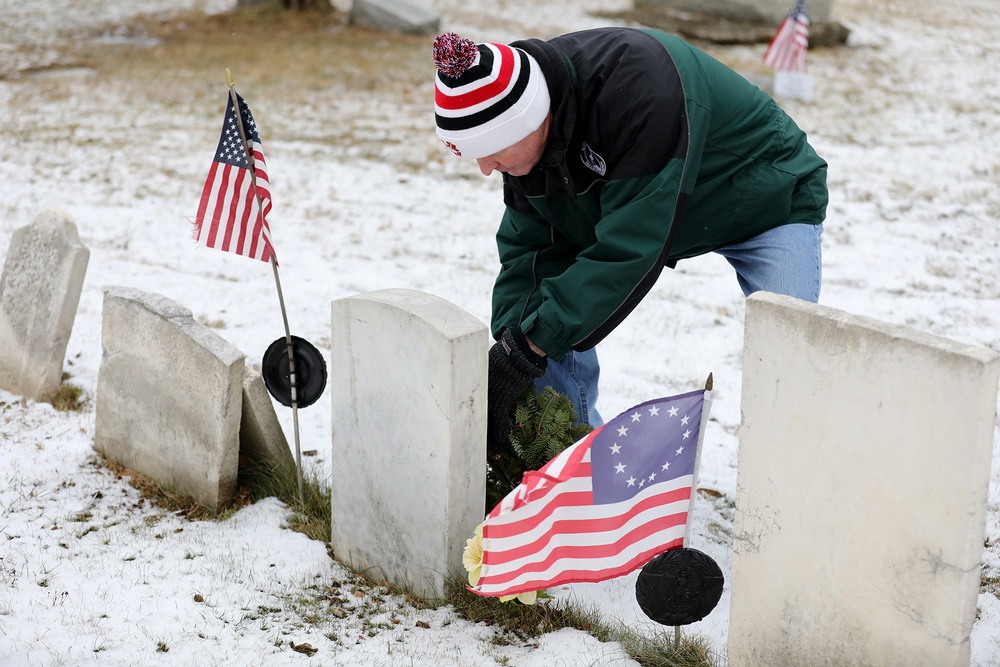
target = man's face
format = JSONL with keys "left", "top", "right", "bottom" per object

{"left": 476, "top": 115, "right": 550, "bottom": 177}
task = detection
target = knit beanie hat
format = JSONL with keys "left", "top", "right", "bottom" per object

{"left": 433, "top": 32, "right": 550, "bottom": 160}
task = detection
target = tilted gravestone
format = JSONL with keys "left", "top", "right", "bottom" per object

{"left": 240, "top": 364, "right": 296, "bottom": 474}
{"left": 95, "top": 287, "right": 245, "bottom": 512}
{"left": 330, "top": 288, "right": 487, "bottom": 599}
{"left": 0, "top": 209, "right": 89, "bottom": 402}
{"left": 729, "top": 292, "right": 999, "bottom": 666}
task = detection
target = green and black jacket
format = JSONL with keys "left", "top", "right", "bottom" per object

{"left": 492, "top": 28, "right": 828, "bottom": 360}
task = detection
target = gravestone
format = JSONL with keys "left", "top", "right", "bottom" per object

{"left": 729, "top": 292, "right": 999, "bottom": 666}
{"left": 0, "top": 209, "right": 89, "bottom": 402}
{"left": 630, "top": 0, "right": 848, "bottom": 46}
{"left": 636, "top": 0, "right": 831, "bottom": 24}
{"left": 239, "top": 364, "right": 295, "bottom": 474}
{"left": 349, "top": 0, "right": 440, "bottom": 36}
{"left": 95, "top": 287, "right": 245, "bottom": 512}
{"left": 330, "top": 288, "right": 487, "bottom": 599}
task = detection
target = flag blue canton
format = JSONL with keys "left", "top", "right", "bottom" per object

{"left": 590, "top": 391, "right": 703, "bottom": 505}
{"left": 214, "top": 93, "right": 261, "bottom": 168}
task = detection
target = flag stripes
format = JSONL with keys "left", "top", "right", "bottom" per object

{"left": 194, "top": 92, "right": 276, "bottom": 264}
{"left": 763, "top": 0, "right": 810, "bottom": 72}
{"left": 478, "top": 480, "right": 692, "bottom": 595}
{"left": 473, "top": 390, "right": 710, "bottom": 599}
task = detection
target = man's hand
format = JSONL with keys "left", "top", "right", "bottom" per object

{"left": 487, "top": 328, "right": 547, "bottom": 449}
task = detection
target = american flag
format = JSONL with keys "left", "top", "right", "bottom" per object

{"left": 473, "top": 389, "right": 711, "bottom": 598}
{"left": 763, "top": 0, "right": 810, "bottom": 72}
{"left": 194, "top": 91, "right": 276, "bottom": 263}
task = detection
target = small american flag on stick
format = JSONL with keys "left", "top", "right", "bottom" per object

{"left": 194, "top": 91, "right": 276, "bottom": 263}
{"left": 472, "top": 388, "right": 712, "bottom": 598}
{"left": 763, "top": 0, "right": 810, "bottom": 72}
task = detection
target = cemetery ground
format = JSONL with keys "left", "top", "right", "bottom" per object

{"left": 1, "top": 0, "right": 999, "bottom": 665}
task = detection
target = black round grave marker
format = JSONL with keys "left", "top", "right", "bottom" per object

{"left": 261, "top": 335, "right": 327, "bottom": 408}
{"left": 635, "top": 547, "right": 724, "bottom": 626}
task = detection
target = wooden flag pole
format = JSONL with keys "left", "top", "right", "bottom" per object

{"left": 226, "top": 68, "right": 306, "bottom": 505}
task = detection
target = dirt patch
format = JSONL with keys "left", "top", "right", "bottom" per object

{"left": 13, "top": 5, "right": 439, "bottom": 169}
{"left": 58, "top": 7, "right": 427, "bottom": 107}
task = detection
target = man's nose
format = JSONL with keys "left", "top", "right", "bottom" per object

{"left": 477, "top": 158, "right": 498, "bottom": 176}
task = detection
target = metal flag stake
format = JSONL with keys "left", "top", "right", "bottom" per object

{"left": 224, "top": 68, "right": 327, "bottom": 505}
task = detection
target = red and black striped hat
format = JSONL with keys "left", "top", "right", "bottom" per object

{"left": 433, "top": 32, "right": 550, "bottom": 160}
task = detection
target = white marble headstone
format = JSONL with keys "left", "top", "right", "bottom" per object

{"left": 330, "top": 289, "right": 487, "bottom": 599}
{"left": 729, "top": 292, "right": 999, "bottom": 666}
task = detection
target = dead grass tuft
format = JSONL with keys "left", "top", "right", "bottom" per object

{"left": 48, "top": 4, "right": 438, "bottom": 168}
{"left": 237, "top": 458, "right": 331, "bottom": 542}
{"left": 51, "top": 374, "right": 89, "bottom": 412}
{"left": 99, "top": 454, "right": 251, "bottom": 521}
{"left": 447, "top": 578, "right": 719, "bottom": 666}
{"left": 73, "top": 5, "right": 428, "bottom": 107}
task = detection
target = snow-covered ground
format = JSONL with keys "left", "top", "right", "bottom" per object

{"left": 1, "top": 0, "right": 998, "bottom": 665}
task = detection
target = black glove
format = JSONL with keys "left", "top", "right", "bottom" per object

{"left": 487, "top": 327, "right": 548, "bottom": 450}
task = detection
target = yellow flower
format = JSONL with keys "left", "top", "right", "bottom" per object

{"left": 500, "top": 589, "right": 538, "bottom": 606}
{"left": 462, "top": 522, "right": 540, "bottom": 604}
{"left": 463, "top": 522, "right": 484, "bottom": 587}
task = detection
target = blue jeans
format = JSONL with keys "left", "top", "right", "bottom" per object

{"left": 714, "top": 222, "right": 823, "bottom": 302}
{"left": 534, "top": 223, "right": 823, "bottom": 427}
{"left": 533, "top": 341, "right": 604, "bottom": 426}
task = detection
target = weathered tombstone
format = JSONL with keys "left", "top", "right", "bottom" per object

{"left": 729, "top": 292, "right": 999, "bottom": 666}
{"left": 637, "top": 0, "right": 831, "bottom": 24}
{"left": 631, "top": 0, "right": 848, "bottom": 47}
{"left": 95, "top": 287, "right": 245, "bottom": 512}
{"left": 0, "top": 209, "right": 89, "bottom": 403}
{"left": 349, "top": 0, "right": 440, "bottom": 36}
{"left": 330, "top": 288, "right": 487, "bottom": 599}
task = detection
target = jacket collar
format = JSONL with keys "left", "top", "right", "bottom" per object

{"left": 509, "top": 38, "right": 578, "bottom": 191}
{"left": 511, "top": 39, "right": 576, "bottom": 168}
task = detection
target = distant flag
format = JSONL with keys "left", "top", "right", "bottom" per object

{"left": 194, "top": 91, "right": 276, "bottom": 263}
{"left": 763, "top": 0, "right": 810, "bottom": 72}
{"left": 472, "top": 388, "right": 712, "bottom": 599}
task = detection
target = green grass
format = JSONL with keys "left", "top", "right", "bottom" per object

{"left": 102, "top": 443, "right": 331, "bottom": 533}
{"left": 446, "top": 578, "right": 718, "bottom": 666}
{"left": 237, "top": 458, "right": 331, "bottom": 542}
{"left": 101, "top": 427, "right": 720, "bottom": 664}
{"left": 101, "top": 413, "right": 720, "bottom": 665}
{"left": 234, "top": 459, "right": 722, "bottom": 665}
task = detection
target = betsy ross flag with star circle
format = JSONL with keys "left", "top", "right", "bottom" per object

{"left": 590, "top": 392, "right": 701, "bottom": 505}
{"left": 473, "top": 389, "right": 710, "bottom": 599}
